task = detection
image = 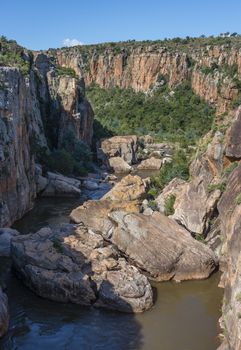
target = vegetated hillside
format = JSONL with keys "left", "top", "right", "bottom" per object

{"left": 86, "top": 81, "right": 215, "bottom": 146}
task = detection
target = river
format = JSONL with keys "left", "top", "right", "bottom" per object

{"left": 0, "top": 182, "right": 223, "bottom": 350}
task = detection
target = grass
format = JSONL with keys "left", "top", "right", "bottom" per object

{"left": 207, "top": 182, "right": 226, "bottom": 193}
{"left": 164, "top": 194, "right": 176, "bottom": 216}
{"left": 235, "top": 193, "right": 241, "bottom": 205}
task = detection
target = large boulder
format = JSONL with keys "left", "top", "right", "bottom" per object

{"left": 97, "top": 135, "right": 138, "bottom": 166}
{"left": 70, "top": 199, "right": 140, "bottom": 237}
{"left": 0, "top": 228, "right": 20, "bottom": 257}
{"left": 38, "top": 172, "right": 81, "bottom": 197}
{"left": 171, "top": 132, "right": 224, "bottom": 234}
{"left": 109, "top": 157, "right": 132, "bottom": 173}
{"left": 102, "top": 175, "right": 147, "bottom": 202}
{"left": 156, "top": 178, "right": 186, "bottom": 213}
{"left": 11, "top": 224, "right": 153, "bottom": 313}
{"left": 107, "top": 211, "right": 218, "bottom": 281}
{"left": 137, "top": 157, "right": 162, "bottom": 170}
{"left": 0, "top": 288, "right": 9, "bottom": 337}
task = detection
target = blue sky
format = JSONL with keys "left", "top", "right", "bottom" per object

{"left": 1, "top": 0, "right": 241, "bottom": 50}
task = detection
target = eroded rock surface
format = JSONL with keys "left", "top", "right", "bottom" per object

{"left": 11, "top": 224, "right": 153, "bottom": 313}
{"left": 217, "top": 164, "right": 241, "bottom": 350}
{"left": 0, "top": 288, "right": 9, "bottom": 338}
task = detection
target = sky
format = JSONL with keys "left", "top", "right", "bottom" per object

{"left": 1, "top": 0, "right": 241, "bottom": 50}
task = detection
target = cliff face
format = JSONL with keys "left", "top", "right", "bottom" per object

{"left": 53, "top": 44, "right": 241, "bottom": 115}
{"left": 0, "top": 53, "right": 94, "bottom": 227}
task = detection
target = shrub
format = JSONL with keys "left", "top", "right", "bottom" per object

{"left": 207, "top": 182, "right": 226, "bottom": 193}
{"left": 223, "top": 162, "right": 239, "bottom": 177}
{"left": 151, "top": 149, "right": 190, "bottom": 191}
{"left": 56, "top": 66, "right": 77, "bottom": 78}
{"left": 235, "top": 193, "right": 241, "bottom": 205}
{"left": 148, "top": 200, "right": 158, "bottom": 211}
{"left": 87, "top": 81, "right": 215, "bottom": 146}
{"left": 164, "top": 194, "right": 176, "bottom": 216}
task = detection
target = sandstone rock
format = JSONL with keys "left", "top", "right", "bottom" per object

{"left": 102, "top": 175, "right": 146, "bottom": 202}
{"left": 0, "top": 287, "right": 9, "bottom": 337}
{"left": 0, "top": 228, "right": 20, "bottom": 257}
{"left": 172, "top": 132, "right": 224, "bottom": 234}
{"left": 70, "top": 199, "right": 140, "bottom": 238}
{"left": 217, "top": 164, "right": 241, "bottom": 349}
{"left": 137, "top": 157, "right": 162, "bottom": 170}
{"left": 82, "top": 180, "right": 99, "bottom": 190}
{"left": 107, "top": 211, "right": 217, "bottom": 281}
{"left": 109, "top": 157, "right": 132, "bottom": 173}
{"left": 225, "top": 107, "right": 241, "bottom": 159}
{"left": 156, "top": 178, "right": 186, "bottom": 213}
{"left": 97, "top": 135, "right": 138, "bottom": 166}
{"left": 11, "top": 224, "right": 153, "bottom": 313}
{"left": 40, "top": 172, "right": 81, "bottom": 197}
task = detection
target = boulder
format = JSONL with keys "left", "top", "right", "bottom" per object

{"left": 156, "top": 178, "right": 186, "bottom": 213}
{"left": 107, "top": 211, "right": 218, "bottom": 281}
{"left": 0, "top": 228, "right": 20, "bottom": 257}
{"left": 98, "top": 135, "right": 138, "bottom": 165}
{"left": 171, "top": 132, "right": 224, "bottom": 234}
{"left": 70, "top": 199, "right": 140, "bottom": 237}
{"left": 102, "top": 175, "right": 147, "bottom": 202}
{"left": 0, "top": 288, "right": 9, "bottom": 337}
{"left": 40, "top": 172, "right": 81, "bottom": 197}
{"left": 137, "top": 157, "right": 162, "bottom": 170}
{"left": 109, "top": 157, "right": 132, "bottom": 173}
{"left": 82, "top": 180, "right": 99, "bottom": 191}
{"left": 11, "top": 224, "right": 153, "bottom": 313}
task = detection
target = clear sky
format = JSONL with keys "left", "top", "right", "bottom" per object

{"left": 1, "top": 0, "right": 241, "bottom": 50}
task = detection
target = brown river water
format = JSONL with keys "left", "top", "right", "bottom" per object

{"left": 0, "top": 183, "right": 223, "bottom": 350}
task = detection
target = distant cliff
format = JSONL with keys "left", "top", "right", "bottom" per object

{"left": 50, "top": 38, "right": 241, "bottom": 115}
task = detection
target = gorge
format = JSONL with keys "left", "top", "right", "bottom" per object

{"left": 0, "top": 35, "right": 241, "bottom": 349}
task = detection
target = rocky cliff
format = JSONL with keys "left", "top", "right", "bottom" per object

{"left": 0, "top": 41, "right": 94, "bottom": 227}
{"left": 51, "top": 40, "right": 241, "bottom": 115}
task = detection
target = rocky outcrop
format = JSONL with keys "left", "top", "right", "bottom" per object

{"left": 217, "top": 164, "right": 241, "bottom": 350}
{"left": 109, "top": 157, "right": 132, "bottom": 173}
{"left": 97, "top": 135, "right": 138, "bottom": 169}
{"left": 0, "top": 228, "right": 19, "bottom": 256}
{"left": 171, "top": 132, "right": 224, "bottom": 234}
{"left": 225, "top": 107, "right": 241, "bottom": 159}
{"left": 70, "top": 173, "right": 217, "bottom": 282}
{"left": 0, "top": 67, "right": 41, "bottom": 227}
{"left": 102, "top": 174, "right": 147, "bottom": 202}
{"left": 54, "top": 43, "right": 241, "bottom": 115}
{"left": 0, "top": 287, "right": 9, "bottom": 337}
{"left": 137, "top": 157, "right": 162, "bottom": 170}
{"left": 11, "top": 224, "right": 153, "bottom": 313}
{"left": 0, "top": 52, "right": 94, "bottom": 227}
{"left": 36, "top": 171, "right": 81, "bottom": 197}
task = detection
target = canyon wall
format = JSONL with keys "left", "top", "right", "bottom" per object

{"left": 0, "top": 53, "right": 94, "bottom": 227}
{"left": 53, "top": 44, "right": 241, "bottom": 115}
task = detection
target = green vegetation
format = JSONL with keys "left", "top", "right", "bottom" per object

{"left": 31, "top": 130, "right": 93, "bottom": 177}
{"left": 52, "top": 238, "right": 64, "bottom": 254}
{"left": 207, "top": 182, "right": 226, "bottom": 193}
{"left": 235, "top": 193, "right": 241, "bottom": 205}
{"left": 194, "top": 233, "right": 206, "bottom": 242}
{"left": 87, "top": 82, "right": 215, "bottom": 146}
{"left": 164, "top": 194, "right": 176, "bottom": 216}
{"left": 223, "top": 162, "right": 239, "bottom": 177}
{"left": 148, "top": 200, "right": 158, "bottom": 211}
{"left": 0, "top": 36, "right": 31, "bottom": 75}
{"left": 56, "top": 66, "right": 77, "bottom": 78}
{"left": 151, "top": 149, "right": 190, "bottom": 192}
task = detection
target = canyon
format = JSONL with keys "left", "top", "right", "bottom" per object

{"left": 0, "top": 36, "right": 241, "bottom": 349}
